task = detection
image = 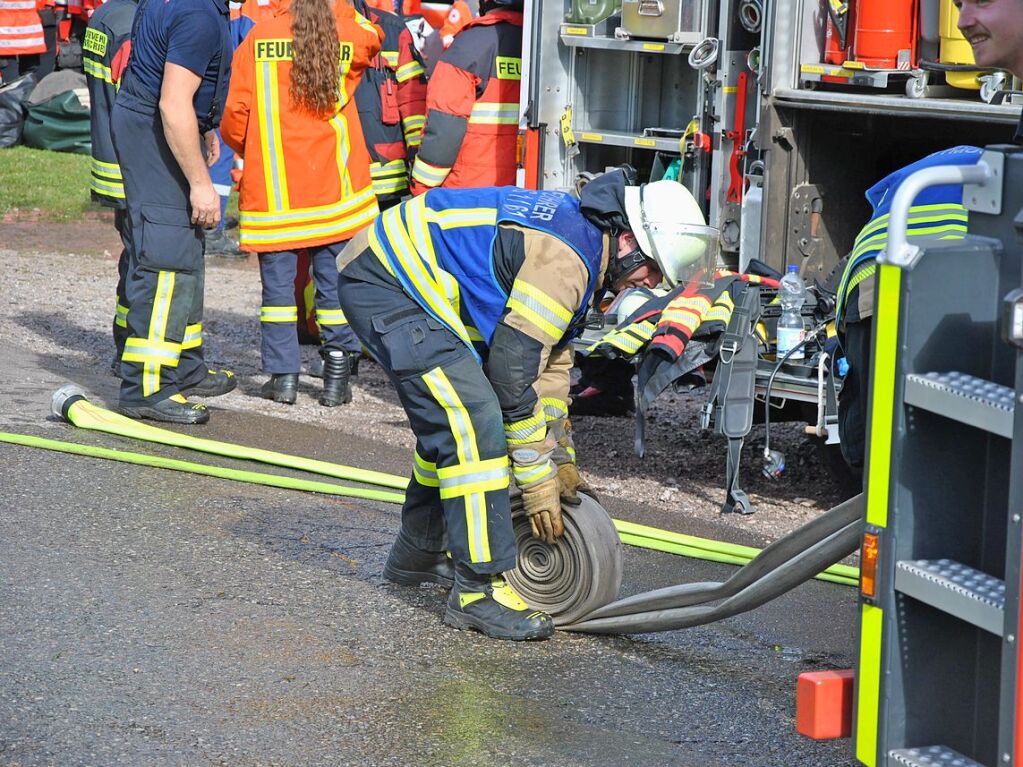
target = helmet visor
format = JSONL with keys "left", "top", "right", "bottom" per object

{"left": 640, "top": 220, "right": 720, "bottom": 289}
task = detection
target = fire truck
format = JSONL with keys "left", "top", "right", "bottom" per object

{"left": 514, "top": 0, "right": 1023, "bottom": 763}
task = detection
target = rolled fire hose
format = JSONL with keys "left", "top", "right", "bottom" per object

{"left": 507, "top": 492, "right": 624, "bottom": 626}
{"left": 738, "top": 0, "right": 762, "bottom": 34}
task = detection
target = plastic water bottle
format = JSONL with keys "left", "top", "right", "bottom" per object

{"left": 776, "top": 264, "right": 806, "bottom": 361}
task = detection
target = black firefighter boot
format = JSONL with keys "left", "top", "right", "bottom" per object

{"left": 444, "top": 564, "right": 554, "bottom": 641}
{"left": 383, "top": 531, "right": 454, "bottom": 586}
{"left": 319, "top": 350, "right": 353, "bottom": 407}
{"left": 261, "top": 373, "right": 298, "bottom": 404}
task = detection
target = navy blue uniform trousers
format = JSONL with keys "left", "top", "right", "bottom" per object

{"left": 258, "top": 243, "right": 358, "bottom": 373}
{"left": 338, "top": 250, "right": 517, "bottom": 575}
{"left": 111, "top": 102, "right": 207, "bottom": 405}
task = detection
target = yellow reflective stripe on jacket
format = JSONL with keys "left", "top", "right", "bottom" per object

{"left": 587, "top": 319, "right": 655, "bottom": 356}
{"left": 260, "top": 305, "right": 299, "bottom": 322}
{"left": 425, "top": 206, "right": 497, "bottom": 229}
{"left": 504, "top": 410, "right": 545, "bottom": 445}
{"left": 181, "top": 322, "right": 202, "bottom": 350}
{"left": 91, "top": 157, "right": 122, "bottom": 179}
{"left": 468, "top": 102, "right": 519, "bottom": 125}
{"left": 370, "top": 159, "right": 409, "bottom": 195}
{"left": 255, "top": 57, "right": 290, "bottom": 211}
{"left": 436, "top": 455, "right": 509, "bottom": 500}
{"left": 413, "top": 450, "right": 439, "bottom": 487}
{"left": 374, "top": 195, "right": 472, "bottom": 349}
{"left": 329, "top": 112, "right": 354, "bottom": 196}
{"left": 402, "top": 114, "right": 425, "bottom": 146}
{"left": 381, "top": 49, "right": 399, "bottom": 67}
{"left": 396, "top": 60, "right": 425, "bottom": 82}
{"left": 507, "top": 278, "right": 574, "bottom": 340}
{"left": 422, "top": 366, "right": 492, "bottom": 563}
{"left": 541, "top": 396, "right": 568, "bottom": 421}
{"left": 90, "top": 175, "right": 125, "bottom": 199}
{"left": 240, "top": 186, "right": 379, "bottom": 247}
{"left": 316, "top": 308, "right": 347, "bottom": 326}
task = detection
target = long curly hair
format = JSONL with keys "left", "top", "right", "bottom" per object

{"left": 290, "top": 0, "right": 340, "bottom": 116}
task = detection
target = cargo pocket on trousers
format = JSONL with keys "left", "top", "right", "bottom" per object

{"left": 139, "top": 203, "right": 203, "bottom": 273}
{"left": 372, "top": 311, "right": 466, "bottom": 380}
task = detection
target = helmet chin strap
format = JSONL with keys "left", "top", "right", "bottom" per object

{"left": 604, "top": 230, "right": 654, "bottom": 290}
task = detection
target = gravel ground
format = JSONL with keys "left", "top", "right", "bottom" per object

{"left": 1, "top": 215, "right": 853, "bottom": 545}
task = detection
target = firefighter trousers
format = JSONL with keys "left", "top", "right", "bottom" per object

{"left": 338, "top": 268, "right": 517, "bottom": 575}
{"left": 111, "top": 208, "right": 134, "bottom": 360}
{"left": 258, "top": 243, "right": 356, "bottom": 373}
{"left": 111, "top": 103, "right": 207, "bottom": 405}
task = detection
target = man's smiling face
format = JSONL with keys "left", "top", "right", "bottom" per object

{"left": 955, "top": 0, "right": 1023, "bottom": 76}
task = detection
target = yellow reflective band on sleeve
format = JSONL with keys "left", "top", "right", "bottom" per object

{"left": 181, "top": 323, "right": 202, "bottom": 350}
{"left": 422, "top": 366, "right": 491, "bottom": 563}
{"left": 114, "top": 301, "right": 129, "bottom": 328}
{"left": 504, "top": 410, "right": 546, "bottom": 445}
{"left": 316, "top": 308, "right": 347, "bottom": 326}
{"left": 541, "top": 397, "right": 568, "bottom": 421}
{"left": 90, "top": 174, "right": 125, "bottom": 199}
{"left": 468, "top": 102, "right": 519, "bottom": 125}
{"left": 411, "top": 156, "right": 451, "bottom": 188}
{"left": 511, "top": 459, "right": 555, "bottom": 486}
{"left": 91, "top": 157, "right": 122, "bottom": 177}
{"left": 381, "top": 49, "right": 399, "bottom": 67}
{"left": 83, "top": 57, "right": 113, "bottom": 84}
{"left": 586, "top": 320, "right": 654, "bottom": 356}
{"left": 436, "top": 455, "right": 509, "bottom": 500}
{"left": 396, "top": 60, "right": 425, "bottom": 82}
{"left": 370, "top": 159, "right": 410, "bottom": 196}
{"left": 507, "top": 279, "right": 574, "bottom": 340}
{"left": 855, "top": 603, "right": 883, "bottom": 766}
{"left": 494, "top": 56, "right": 521, "bottom": 80}
{"left": 413, "top": 450, "right": 439, "bottom": 487}
{"left": 260, "top": 305, "right": 299, "bottom": 323}
{"left": 865, "top": 263, "right": 900, "bottom": 529}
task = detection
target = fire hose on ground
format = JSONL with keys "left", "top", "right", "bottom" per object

{"left": 0, "top": 385, "right": 862, "bottom": 632}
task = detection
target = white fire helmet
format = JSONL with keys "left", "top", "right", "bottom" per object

{"left": 623, "top": 180, "right": 720, "bottom": 287}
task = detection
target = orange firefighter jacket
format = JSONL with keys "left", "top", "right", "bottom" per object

{"left": 0, "top": 0, "right": 46, "bottom": 57}
{"left": 221, "top": 3, "right": 382, "bottom": 252}
{"left": 409, "top": 9, "right": 522, "bottom": 195}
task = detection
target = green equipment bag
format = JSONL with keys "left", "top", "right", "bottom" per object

{"left": 23, "top": 90, "right": 91, "bottom": 155}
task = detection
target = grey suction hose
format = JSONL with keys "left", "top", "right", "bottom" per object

{"left": 576, "top": 492, "right": 863, "bottom": 622}
{"left": 566, "top": 512, "right": 861, "bottom": 634}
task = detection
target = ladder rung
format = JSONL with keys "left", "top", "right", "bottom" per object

{"left": 888, "top": 745, "right": 985, "bottom": 766}
{"left": 903, "top": 372, "right": 1014, "bottom": 439}
{"left": 895, "top": 559, "right": 1005, "bottom": 636}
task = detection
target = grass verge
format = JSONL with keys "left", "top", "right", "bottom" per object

{"left": 0, "top": 146, "right": 101, "bottom": 221}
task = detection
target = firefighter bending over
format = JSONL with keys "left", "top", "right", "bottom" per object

{"left": 335, "top": 171, "right": 715, "bottom": 640}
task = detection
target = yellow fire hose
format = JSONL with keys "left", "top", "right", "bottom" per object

{"left": 0, "top": 386, "right": 859, "bottom": 590}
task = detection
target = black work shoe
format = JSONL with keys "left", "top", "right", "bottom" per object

{"left": 260, "top": 373, "right": 298, "bottom": 404}
{"left": 320, "top": 350, "right": 352, "bottom": 407}
{"left": 118, "top": 393, "right": 210, "bottom": 424}
{"left": 110, "top": 357, "right": 123, "bottom": 379}
{"left": 307, "top": 356, "right": 324, "bottom": 379}
{"left": 383, "top": 533, "right": 454, "bottom": 586}
{"left": 183, "top": 369, "right": 237, "bottom": 398}
{"left": 444, "top": 566, "right": 554, "bottom": 641}
{"left": 204, "top": 228, "right": 245, "bottom": 258}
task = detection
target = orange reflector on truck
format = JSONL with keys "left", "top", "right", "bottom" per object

{"left": 861, "top": 533, "right": 879, "bottom": 599}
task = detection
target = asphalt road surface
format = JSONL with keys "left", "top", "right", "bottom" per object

{"left": 0, "top": 341, "right": 859, "bottom": 767}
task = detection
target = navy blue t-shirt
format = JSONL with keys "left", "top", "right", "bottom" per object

{"left": 126, "top": 0, "right": 230, "bottom": 127}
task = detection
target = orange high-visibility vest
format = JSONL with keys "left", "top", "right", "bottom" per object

{"left": 0, "top": 0, "right": 46, "bottom": 56}
{"left": 221, "top": 3, "right": 382, "bottom": 252}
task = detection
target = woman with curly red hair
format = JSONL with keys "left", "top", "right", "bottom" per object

{"left": 222, "top": 0, "right": 381, "bottom": 407}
